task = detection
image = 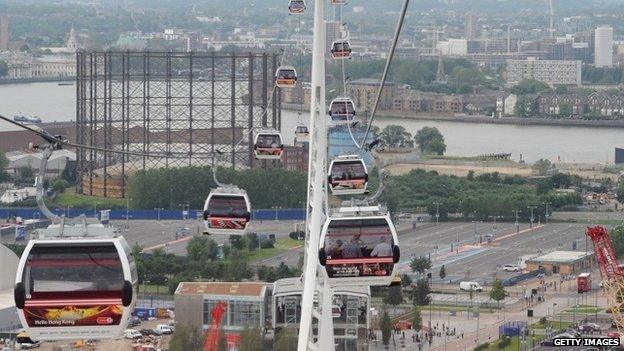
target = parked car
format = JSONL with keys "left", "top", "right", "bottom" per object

{"left": 129, "top": 316, "right": 141, "bottom": 327}
{"left": 607, "top": 331, "right": 620, "bottom": 339}
{"left": 579, "top": 323, "right": 600, "bottom": 333}
{"left": 554, "top": 332, "right": 579, "bottom": 339}
{"left": 540, "top": 339, "right": 555, "bottom": 346}
{"left": 151, "top": 328, "right": 163, "bottom": 336}
{"left": 503, "top": 264, "right": 519, "bottom": 272}
{"left": 19, "top": 340, "right": 41, "bottom": 349}
{"left": 139, "top": 329, "right": 156, "bottom": 336}
{"left": 156, "top": 324, "right": 173, "bottom": 335}
{"left": 124, "top": 329, "right": 142, "bottom": 339}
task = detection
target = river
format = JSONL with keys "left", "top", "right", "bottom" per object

{"left": 0, "top": 82, "right": 621, "bottom": 164}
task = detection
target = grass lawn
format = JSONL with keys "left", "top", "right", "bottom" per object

{"left": 52, "top": 189, "right": 127, "bottom": 209}
{"left": 138, "top": 283, "right": 170, "bottom": 295}
{"left": 561, "top": 305, "right": 602, "bottom": 314}
{"left": 246, "top": 237, "right": 303, "bottom": 262}
{"left": 478, "top": 335, "right": 545, "bottom": 351}
{"left": 531, "top": 320, "right": 573, "bottom": 331}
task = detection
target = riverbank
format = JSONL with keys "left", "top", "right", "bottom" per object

{"left": 282, "top": 103, "right": 624, "bottom": 129}
{"left": 0, "top": 77, "right": 74, "bottom": 85}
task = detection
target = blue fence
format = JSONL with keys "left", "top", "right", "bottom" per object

{"left": 0, "top": 207, "right": 306, "bottom": 221}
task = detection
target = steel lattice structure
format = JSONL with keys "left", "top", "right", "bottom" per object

{"left": 76, "top": 51, "right": 282, "bottom": 198}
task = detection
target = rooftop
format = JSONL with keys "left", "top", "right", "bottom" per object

{"left": 175, "top": 282, "right": 267, "bottom": 297}
{"left": 273, "top": 277, "right": 369, "bottom": 296}
{"left": 528, "top": 250, "right": 593, "bottom": 263}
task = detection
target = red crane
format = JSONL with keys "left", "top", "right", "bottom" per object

{"left": 203, "top": 301, "right": 229, "bottom": 351}
{"left": 585, "top": 226, "right": 624, "bottom": 334}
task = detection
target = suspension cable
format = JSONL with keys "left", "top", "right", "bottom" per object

{"left": 359, "top": 0, "right": 410, "bottom": 150}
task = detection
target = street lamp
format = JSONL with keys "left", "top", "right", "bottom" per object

{"left": 433, "top": 202, "right": 441, "bottom": 225}
{"left": 527, "top": 205, "right": 537, "bottom": 229}
{"left": 513, "top": 210, "right": 521, "bottom": 233}
{"left": 542, "top": 201, "right": 551, "bottom": 224}
{"left": 154, "top": 208, "right": 164, "bottom": 222}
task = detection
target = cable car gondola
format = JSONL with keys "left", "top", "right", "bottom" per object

{"left": 328, "top": 155, "right": 368, "bottom": 195}
{"left": 14, "top": 237, "right": 137, "bottom": 340}
{"left": 318, "top": 206, "right": 400, "bottom": 287}
{"left": 275, "top": 66, "right": 298, "bottom": 88}
{"left": 295, "top": 125, "right": 310, "bottom": 142}
{"left": 254, "top": 131, "right": 284, "bottom": 160}
{"left": 288, "top": 0, "right": 307, "bottom": 14}
{"left": 330, "top": 0, "right": 348, "bottom": 5}
{"left": 331, "top": 40, "right": 352, "bottom": 59}
{"left": 203, "top": 188, "right": 251, "bottom": 235}
{"left": 329, "top": 97, "right": 356, "bottom": 122}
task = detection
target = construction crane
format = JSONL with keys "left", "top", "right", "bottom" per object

{"left": 204, "top": 301, "right": 228, "bottom": 351}
{"left": 585, "top": 226, "right": 624, "bottom": 335}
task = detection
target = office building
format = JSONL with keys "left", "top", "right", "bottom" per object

{"left": 594, "top": 26, "right": 613, "bottom": 67}
{"left": 465, "top": 14, "right": 478, "bottom": 40}
{"left": 506, "top": 58, "right": 582, "bottom": 86}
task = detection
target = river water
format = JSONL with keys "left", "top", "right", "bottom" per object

{"left": 0, "top": 82, "right": 621, "bottom": 164}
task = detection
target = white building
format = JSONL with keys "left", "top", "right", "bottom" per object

{"left": 506, "top": 58, "right": 582, "bottom": 87}
{"left": 31, "top": 55, "right": 76, "bottom": 78}
{"left": 437, "top": 39, "right": 468, "bottom": 56}
{"left": 6, "top": 149, "right": 76, "bottom": 178}
{"left": 594, "top": 26, "right": 613, "bottom": 67}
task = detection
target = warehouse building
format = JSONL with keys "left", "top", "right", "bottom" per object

{"left": 525, "top": 250, "right": 595, "bottom": 275}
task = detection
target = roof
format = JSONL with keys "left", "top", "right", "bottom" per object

{"left": 527, "top": 250, "right": 593, "bottom": 264}
{"left": 175, "top": 282, "right": 267, "bottom": 297}
{"left": 350, "top": 78, "right": 395, "bottom": 86}
{"left": 273, "top": 277, "right": 369, "bottom": 296}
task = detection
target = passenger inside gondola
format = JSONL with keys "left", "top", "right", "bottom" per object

{"left": 324, "top": 218, "right": 394, "bottom": 278}
{"left": 278, "top": 70, "right": 296, "bottom": 80}
{"left": 24, "top": 245, "right": 124, "bottom": 300}
{"left": 208, "top": 196, "right": 249, "bottom": 219}
{"left": 330, "top": 101, "right": 355, "bottom": 119}
{"left": 330, "top": 161, "right": 366, "bottom": 189}
{"left": 255, "top": 134, "right": 283, "bottom": 156}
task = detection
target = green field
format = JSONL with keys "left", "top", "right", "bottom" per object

{"left": 52, "top": 189, "right": 127, "bottom": 209}
{"left": 246, "top": 237, "right": 303, "bottom": 262}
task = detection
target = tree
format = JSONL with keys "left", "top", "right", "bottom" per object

{"left": 380, "top": 309, "right": 393, "bottom": 347}
{"left": 439, "top": 265, "right": 446, "bottom": 280}
{"left": 559, "top": 103, "right": 572, "bottom": 118}
{"left": 532, "top": 159, "right": 552, "bottom": 176}
{"left": 187, "top": 236, "right": 212, "bottom": 262}
{"left": 510, "top": 79, "right": 551, "bottom": 95}
{"left": 384, "top": 285, "right": 403, "bottom": 310}
{"left": 239, "top": 328, "right": 263, "bottom": 351}
{"left": 412, "top": 278, "right": 431, "bottom": 306}
{"left": 489, "top": 280, "right": 506, "bottom": 309}
{"left": 514, "top": 95, "right": 538, "bottom": 118}
{"left": 401, "top": 274, "right": 413, "bottom": 288}
{"left": 274, "top": 328, "right": 298, "bottom": 351}
{"left": 0, "top": 150, "right": 10, "bottom": 182}
{"left": 379, "top": 125, "right": 413, "bottom": 148}
{"left": 169, "top": 324, "right": 203, "bottom": 351}
{"left": 410, "top": 256, "right": 432, "bottom": 275}
{"left": 610, "top": 226, "right": 624, "bottom": 258}
{"left": 229, "top": 235, "right": 244, "bottom": 251}
{"left": 411, "top": 306, "right": 422, "bottom": 331}
{"left": 51, "top": 178, "right": 70, "bottom": 193}
{"left": 554, "top": 85, "right": 568, "bottom": 94}
{"left": 415, "top": 127, "right": 446, "bottom": 155}
{"left": 245, "top": 232, "right": 260, "bottom": 251}
{"left": 617, "top": 179, "right": 624, "bottom": 203}
{"left": 0, "top": 60, "right": 7, "bottom": 77}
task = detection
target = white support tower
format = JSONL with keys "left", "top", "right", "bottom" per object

{"left": 297, "top": 1, "right": 335, "bottom": 351}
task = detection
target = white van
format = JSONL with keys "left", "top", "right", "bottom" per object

{"left": 459, "top": 281, "right": 483, "bottom": 292}
{"left": 155, "top": 324, "right": 173, "bottom": 335}
{"left": 124, "top": 329, "right": 142, "bottom": 339}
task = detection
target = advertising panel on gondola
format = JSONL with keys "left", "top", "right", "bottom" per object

{"left": 323, "top": 218, "right": 395, "bottom": 278}
{"left": 205, "top": 194, "right": 250, "bottom": 232}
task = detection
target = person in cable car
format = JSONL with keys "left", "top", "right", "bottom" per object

{"left": 276, "top": 67, "right": 297, "bottom": 87}
{"left": 331, "top": 41, "right": 352, "bottom": 59}
{"left": 255, "top": 134, "right": 283, "bottom": 157}
{"left": 370, "top": 236, "right": 393, "bottom": 257}
{"left": 342, "top": 237, "right": 362, "bottom": 259}
{"left": 289, "top": 0, "right": 306, "bottom": 14}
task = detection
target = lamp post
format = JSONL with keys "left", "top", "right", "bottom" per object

{"left": 514, "top": 210, "right": 521, "bottom": 233}
{"left": 543, "top": 202, "right": 551, "bottom": 224}
{"left": 154, "top": 208, "right": 164, "bottom": 222}
{"left": 434, "top": 202, "right": 441, "bottom": 225}
{"left": 527, "top": 206, "right": 537, "bottom": 229}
